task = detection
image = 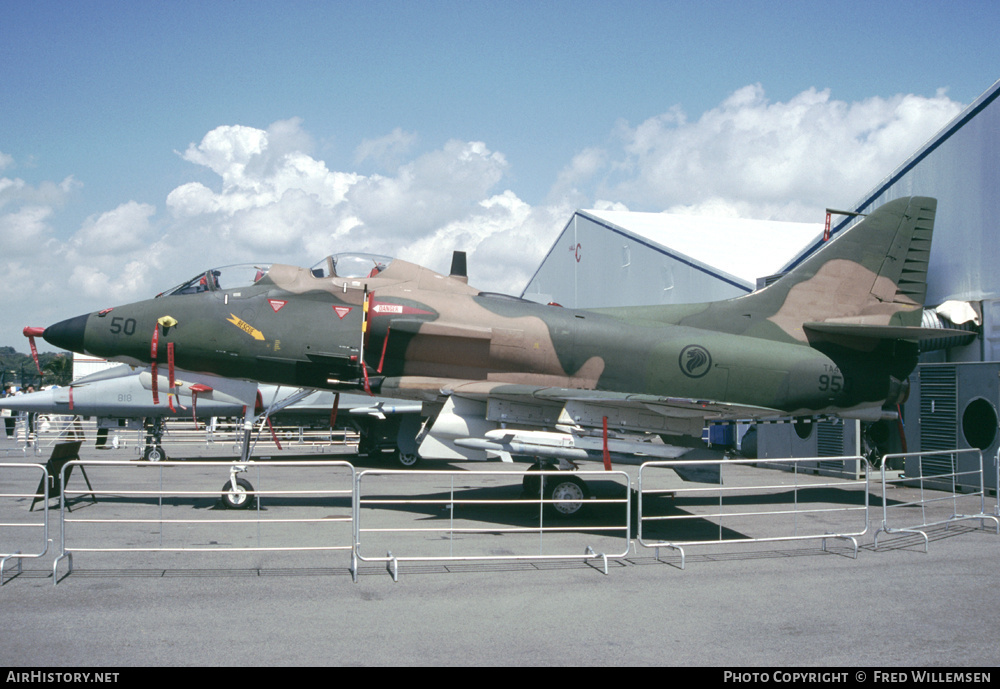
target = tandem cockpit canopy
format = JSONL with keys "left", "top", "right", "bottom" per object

{"left": 155, "top": 254, "right": 396, "bottom": 298}
{"left": 157, "top": 264, "right": 273, "bottom": 297}
{"left": 310, "top": 253, "right": 394, "bottom": 279}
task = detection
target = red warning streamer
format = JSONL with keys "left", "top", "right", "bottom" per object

{"left": 602, "top": 416, "right": 612, "bottom": 471}
{"left": 255, "top": 390, "right": 283, "bottom": 451}
{"left": 22, "top": 327, "right": 44, "bottom": 376}
{"left": 150, "top": 324, "right": 160, "bottom": 405}
{"left": 189, "top": 383, "right": 212, "bottom": 428}
{"left": 329, "top": 392, "right": 340, "bottom": 430}
{"left": 377, "top": 325, "right": 391, "bottom": 374}
{"left": 166, "top": 342, "right": 177, "bottom": 412}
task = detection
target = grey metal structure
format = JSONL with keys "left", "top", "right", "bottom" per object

{"left": 522, "top": 210, "right": 819, "bottom": 308}
{"left": 753, "top": 419, "right": 864, "bottom": 480}
{"left": 903, "top": 362, "right": 1000, "bottom": 490}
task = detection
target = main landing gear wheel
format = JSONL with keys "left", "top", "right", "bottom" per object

{"left": 522, "top": 465, "right": 590, "bottom": 518}
{"left": 394, "top": 450, "right": 421, "bottom": 468}
{"left": 522, "top": 465, "right": 543, "bottom": 496}
{"left": 545, "top": 475, "right": 589, "bottom": 518}
{"left": 221, "top": 478, "right": 255, "bottom": 509}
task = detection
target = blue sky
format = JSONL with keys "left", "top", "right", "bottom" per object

{"left": 2, "top": 0, "right": 998, "bottom": 348}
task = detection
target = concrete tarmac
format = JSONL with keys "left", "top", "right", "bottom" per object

{"left": 1, "top": 430, "right": 998, "bottom": 667}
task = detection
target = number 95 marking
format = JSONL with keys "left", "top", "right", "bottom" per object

{"left": 818, "top": 374, "right": 844, "bottom": 393}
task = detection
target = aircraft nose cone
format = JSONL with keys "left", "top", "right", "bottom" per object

{"left": 43, "top": 314, "right": 90, "bottom": 353}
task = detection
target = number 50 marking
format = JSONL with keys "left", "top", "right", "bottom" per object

{"left": 109, "top": 316, "right": 137, "bottom": 336}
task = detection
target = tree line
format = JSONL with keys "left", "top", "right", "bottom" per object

{"left": 0, "top": 346, "right": 74, "bottom": 389}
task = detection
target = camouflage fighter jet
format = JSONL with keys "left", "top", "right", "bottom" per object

{"left": 39, "top": 197, "right": 952, "bottom": 514}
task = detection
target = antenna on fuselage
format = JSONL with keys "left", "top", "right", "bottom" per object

{"left": 450, "top": 251, "right": 468, "bottom": 284}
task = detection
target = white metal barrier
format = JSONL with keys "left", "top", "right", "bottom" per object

{"left": 53, "top": 459, "right": 357, "bottom": 584}
{"left": 874, "top": 449, "right": 1000, "bottom": 551}
{"left": 6, "top": 412, "right": 38, "bottom": 455}
{"left": 228, "top": 421, "right": 358, "bottom": 457}
{"left": 0, "top": 463, "right": 50, "bottom": 583}
{"left": 10, "top": 413, "right": 358, "bottom": 461}
{"left": 354, "top": 469, "right": 632, "bottom": 580}
{"left": 3, "top": 447, "right": 995, "bottom": 583}
{"left": 1, "top": 410, "right": 28, "bottom": 457}
{"left": 637, "top": 457, "right": 870, "bottom": 569}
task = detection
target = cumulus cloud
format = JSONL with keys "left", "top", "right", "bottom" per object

{"left": 0, "top": 205, "right": 54, "bottom": 255}
{"left": 0, "top": 154, "right": 82, "bottom": 267}
{"left": 66, "top": 260, "right": 152, "bottom": 301}
{"left": 0, "top": 173, "right": 79, "bottom": 211}
{"left": 594, "top": 85, "right": 963, "bottom": 220}
{"left": 166, "top": 122, "right": 516, "bottom": 275}
{"left": 72, "top": 201, "right": 157, "bottom": 255}
{"left": 355, "top": 128, "right": 418, "bottom": 170}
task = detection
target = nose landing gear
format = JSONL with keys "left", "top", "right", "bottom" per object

{"left": 221, "top": 467, "right": 255, "bottom": 509}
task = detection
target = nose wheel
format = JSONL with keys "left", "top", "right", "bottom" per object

{"left": 143, "top": 445, "right": 167, "bottom": 462}
{"left": 221, "top": 476, "right": 255, "bottom": 509}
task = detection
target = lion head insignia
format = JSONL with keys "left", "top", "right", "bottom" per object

{"left": 679, "top": 345, "right": 712, "bottom": 378}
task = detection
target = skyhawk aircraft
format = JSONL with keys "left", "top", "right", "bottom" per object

{"left": 38, "top": 197, "right": 952, "bottom": 515}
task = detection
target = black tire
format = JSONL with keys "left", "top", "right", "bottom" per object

{"left": 144, "top": 446, "right": 166, "bottom": 462}
{"left": 522, "top": 462, "right": 544, "bottom": 495}
{"left": 394, "top": 450, "right": 420, "bottom": 468}
{"left": 221, "top": 478, "right": 255, "bottom": 509}
{"left": 544, "top": 474, "right": 590, "bottom": 518}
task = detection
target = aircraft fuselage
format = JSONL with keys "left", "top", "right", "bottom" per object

{"left": 44, "top": 260, "right": 913, "bottom": 421}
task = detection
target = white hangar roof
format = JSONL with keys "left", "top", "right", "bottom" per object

{"left": 581, "top": 209, "right": 822, "bottom": 287}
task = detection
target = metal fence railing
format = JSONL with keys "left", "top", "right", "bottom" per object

{"left": 0, "top": 462, "right": 50, "bottom": 583}
{"left": 874, "top": 449, "right": 1000, "bottom": 551}
{"left": 2, "top": 445, "right": 996, "bottom": 582}
{"left": 52, "top": 459, "right": 357, "bottom": 584}
{"left": 6, "top": 413, "right": 359, "bottom": 462}
{"left": 354, "top": 469, "right": 632, "bottom": 580}
{"left": 637, "top": 457, "right": 870, "bottom": 569}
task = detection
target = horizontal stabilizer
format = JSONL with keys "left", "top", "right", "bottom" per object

{"left": 803, "top": 321, "right": 974, "bottom": 342}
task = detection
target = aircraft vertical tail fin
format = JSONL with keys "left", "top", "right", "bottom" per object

{"left": 599, "top": 196, "right": 939, "bottom": 345}
{"left": 866, "top": 198, "right": 935, "bottom": 322}
{"left": 775, "top": 195, "right": 937, "bottom": 332}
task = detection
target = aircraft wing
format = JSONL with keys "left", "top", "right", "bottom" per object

{"left": 388, "top": 376, "right": 781, "bottom": 422}
{"left": 383, "top": 376, "right": 784, "bottom": 464}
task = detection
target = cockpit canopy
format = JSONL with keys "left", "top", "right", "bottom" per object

{"left": 158, "top": 264, "right": 272, "bottom": 297}
{"left": 310, "top": 253, "right": 394, "bottom": 279}
{"left": 156, "top": 253, "right": 397, "bottom": 298}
